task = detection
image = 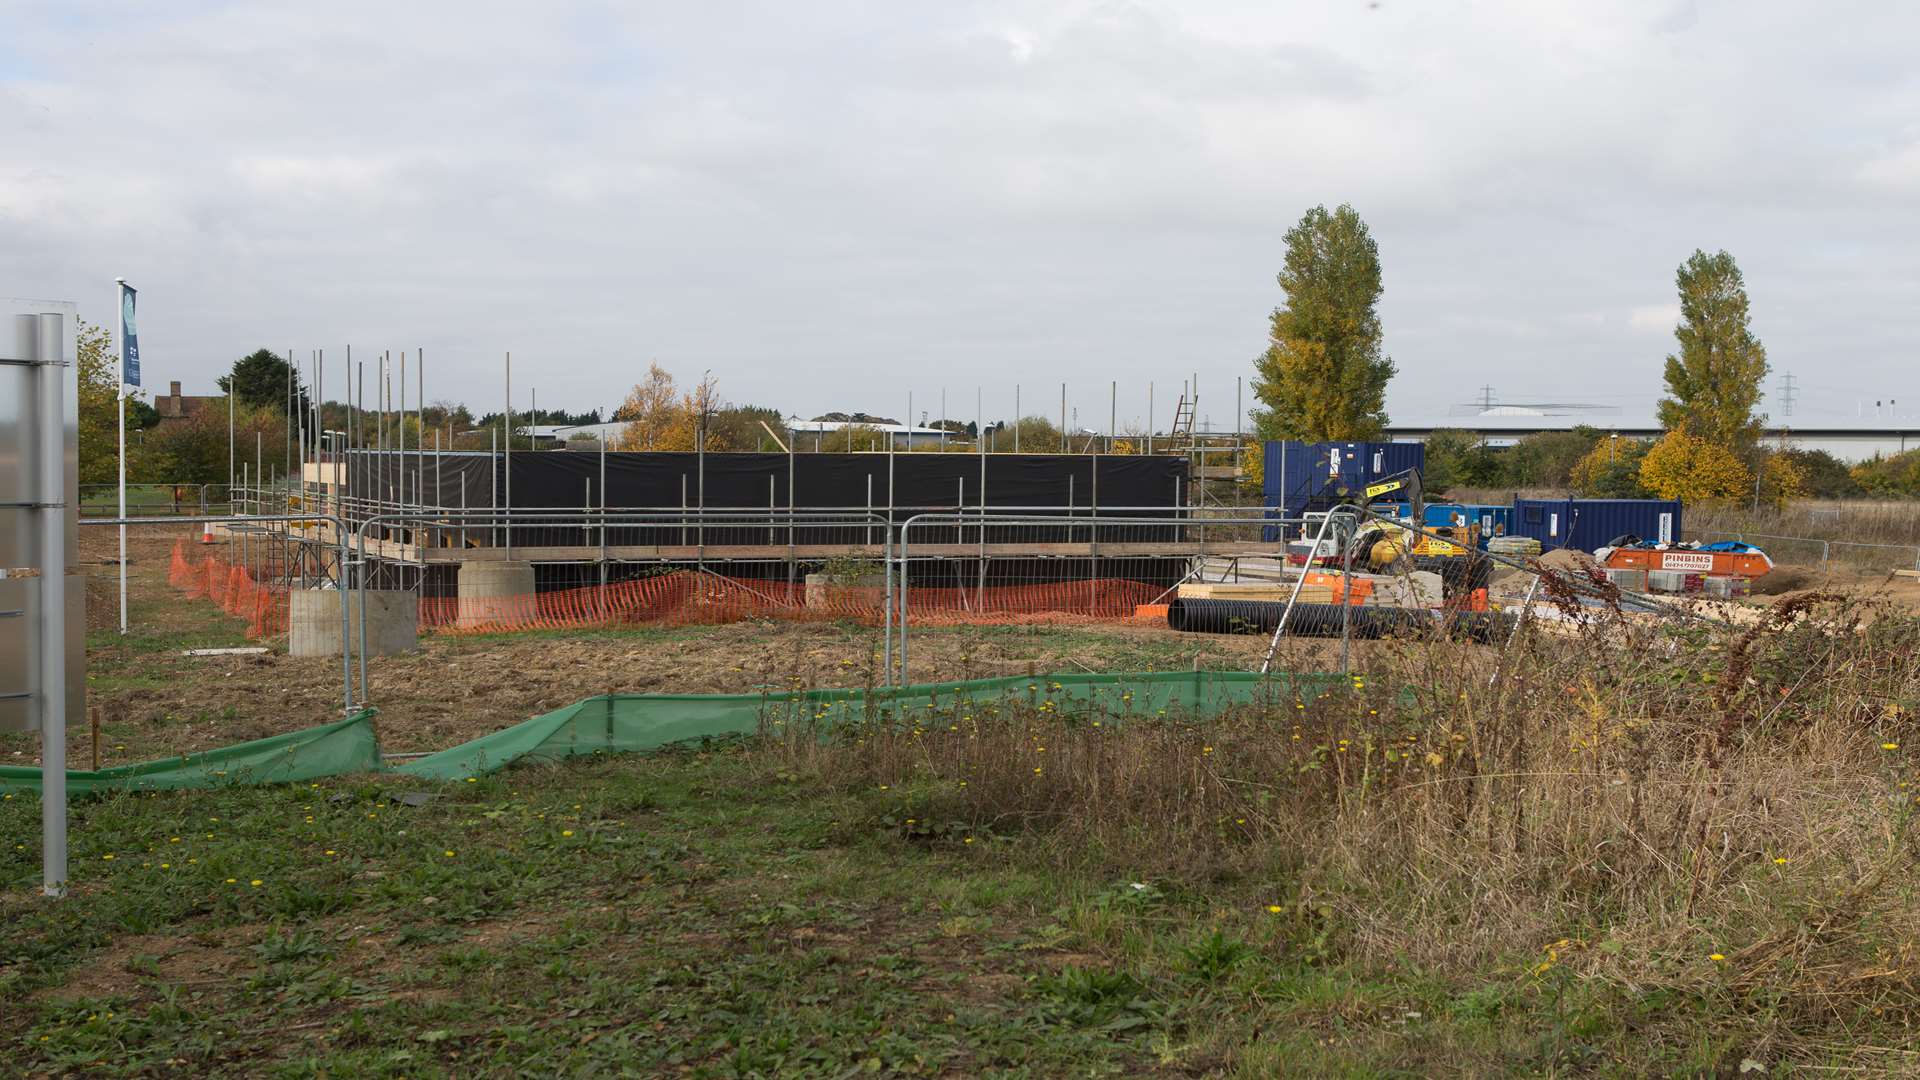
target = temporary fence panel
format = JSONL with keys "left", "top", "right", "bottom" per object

{"left": 0, "top": 670, "right": 1344, "bottom": 795}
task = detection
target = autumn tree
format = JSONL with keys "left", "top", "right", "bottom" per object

{"left": 816, "top": 423, "right": 889, "bottom": 452}
{"left": 1569, "top": 437, "right": 1652, "bottom": 498}
{"left": 1004, "top": 416, "right": 1064, "bottom": 453}
{"left": 1251, "top": 204, "right": 1394, "bottom": 441}
{"left": 76, "top": 320, "right": 168, "bottom": 485}
{"left": 611, "top": 363, "right": 686, "bottom": 450}
{"left": 1638, "top": 431, "right": 1751, "bottom": 502}
{"left": 706, "top": 404, "right": 786, "bottom": 451}
{"left": 138, "top": 403, "right": 289, "bottom": 486}
{"left": 1656, "top": 250, "right": 1769, "bottom": 453}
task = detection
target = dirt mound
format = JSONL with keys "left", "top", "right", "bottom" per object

{"left": 1539, "top": 549, "right": 1600, "bottom": 574}
{"left": 1751, "top": 566, "right": 1813, "bottom": 595}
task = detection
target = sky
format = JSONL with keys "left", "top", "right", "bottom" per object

{"left": 4, "top": 0, "right": 1919, "bottom": 431}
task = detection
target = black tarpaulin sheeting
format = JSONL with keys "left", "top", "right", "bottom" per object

{"left": 504, "top": 452, "right": 1186, "bottom": 547}
{"left": 340, "top": 450, "right": 1188, "bottom": 549}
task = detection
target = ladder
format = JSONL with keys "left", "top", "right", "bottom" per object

{"left": 1168, "top": 394, "right": 1196, "bottom": 449}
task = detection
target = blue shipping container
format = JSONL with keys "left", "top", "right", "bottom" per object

{"left": 1461, "top": 503, "right": 1515, "bottom": 544}
{"left": 1510, "top": 498, "right": 1683, "bottom": 553}
{"left": 1263, "top": 440, "right": 1426, "bottom": 520}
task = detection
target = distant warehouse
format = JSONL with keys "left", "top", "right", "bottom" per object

{"left": 1385, "top": 404, "right": 1918, "bottom": 463}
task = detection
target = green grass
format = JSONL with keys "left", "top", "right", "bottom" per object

{"left": 0, "top": 745, "right": 1852, "bottom": 1077}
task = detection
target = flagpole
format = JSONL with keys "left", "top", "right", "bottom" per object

{"left": 114, "top": 277, "right": 128, "bottom": 635}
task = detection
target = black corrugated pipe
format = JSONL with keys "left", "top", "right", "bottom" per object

{"left": 1167, "top": 598, "right": 1511, "bottom": 641}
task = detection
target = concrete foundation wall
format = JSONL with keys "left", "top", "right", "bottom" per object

{"left": 457, "top": 561, "right": 536, "bottom": 628}
{"left": 803, "top": 572, "right": 887, "bottom": 610}
{"left": 290, "top": 588, "right": 419, "bottom": 657}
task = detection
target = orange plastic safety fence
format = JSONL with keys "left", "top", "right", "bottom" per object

{"left": 423, "top": 572, "right": 1163, "bottom": 635}
{"left": 165, "top": 538, "right": 1160, "bottom": 639}
{"left": 165, "top": 540, "right": 287, "bottom": 640}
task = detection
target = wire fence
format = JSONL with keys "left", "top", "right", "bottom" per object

{"left": 1695, "top": 530, "right": 1920, "bottom": 572}
{"left": 79, "top": 483, "right": 230, "bottom": 518}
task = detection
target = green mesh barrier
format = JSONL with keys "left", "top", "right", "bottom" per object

{"left": 391, "top": 670, "right": 1344, "bottom": 781}
{"left": 0, "top": 711, "right": 381, "bottom": 796}
{"left": 3, "top": 671, "right": 1345, "bottom": 795}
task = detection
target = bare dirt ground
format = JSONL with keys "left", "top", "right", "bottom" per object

{"left": 16, "top": 524, "right": 1911, "bottom": 770}
{"left": 6, "top": 526, "right": 1329, "bottom": 768}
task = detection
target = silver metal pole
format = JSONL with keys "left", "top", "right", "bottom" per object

{"left": 416, "top": 348, "right": 424, "bottom": 524}
{"left": 33, "top": 312, "right": 69, "bottom": 897}
{"left": 1014, "top": 384, "right": 1021, "bottom": 452}
{"left": 504, "top": 352, "right": 513, "bottom": 560}
{"left": 398, "top": 348, "right": 406, "bottom": 518}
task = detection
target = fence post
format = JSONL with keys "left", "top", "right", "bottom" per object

{"left": 1821, "top": 540, "right": 1829, "bottom": 569}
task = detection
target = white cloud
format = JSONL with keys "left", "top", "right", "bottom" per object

{"left": 2, "top": 0, "right": 1917, "bottom": 423}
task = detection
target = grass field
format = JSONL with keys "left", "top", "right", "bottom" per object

{"left": 9, "top": 584, "right": 1920, "bottom": 1075}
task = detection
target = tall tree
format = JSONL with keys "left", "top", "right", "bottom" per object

{"left": 219, "top": 349, "right": 309, "bottom": 415}
{"left": 611, "top": 363, "right": 683, "bottom": 450}
{"left": 1251, "top": 204, "right": 1394, "bottom": 441}
{"left": 1656, "top": 250, "right": 1768, "bottom": 452}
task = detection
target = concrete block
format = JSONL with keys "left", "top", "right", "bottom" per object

{"left": 290, "top": 588, "right": 418, "bottom": 656}
{"left": 457, "top": 561, "right": 536, "bottom": 628}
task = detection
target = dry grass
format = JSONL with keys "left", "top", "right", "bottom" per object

{"left": 754, "top": 592, "right": 1920, "bottom": 1059}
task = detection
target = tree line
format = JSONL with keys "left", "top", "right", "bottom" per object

{"left": 1248, "top": 205, "right": 1920, "bottom": 502}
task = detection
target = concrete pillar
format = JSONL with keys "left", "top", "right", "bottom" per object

{"left": 804, "top": 572, "right": 887, "bottom": 611}
{"left": 289, "top": 588, "right": 418, "bottom": 657}
{"left": 457, "top": 560, "right": 536, "bottom": 629}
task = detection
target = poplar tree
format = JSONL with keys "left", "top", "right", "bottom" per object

{"left": 1251, "top": 204, "right": 1394, "bottom": 441}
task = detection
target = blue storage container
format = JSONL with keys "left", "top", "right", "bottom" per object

{"left": 1461, "top": 503, "right": 1515, "bottom": 544}
{"left": 1510, "top": 498, "right": 1682, "bottom": 553}
{"left": 1263, "top": 440, "right": 1426, "bottom": 520}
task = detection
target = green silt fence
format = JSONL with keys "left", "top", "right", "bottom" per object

{"left": 1, "top": 670, "right": 1346, "bottom": 796}
{"left": 0, "top": 712, "right": 381, "bottom": 797}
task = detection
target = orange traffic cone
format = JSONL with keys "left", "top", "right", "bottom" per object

{"left": 200, "top": 521, "right": 217, "bottom": 544}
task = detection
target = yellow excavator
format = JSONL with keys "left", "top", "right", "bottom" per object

{"left": 1329, "top": 470, "right": 1485, "bottom": 592}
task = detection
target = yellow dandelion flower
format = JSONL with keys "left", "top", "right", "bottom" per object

{"left": 101, "top": 854, "right": 114, "bottom": 861}
{"left": 1266, "top": 904, "right": 1283, "bottom": 914}
{"left": 562, "top": 829, "right": 574, "bottom": 837}
{"left": 1709, "top": 953, "right": 1725, "bottom": 962}
{"left": 249, "top": 879, "right": 263, "bottom": 887}
{"left": 1884, "top": 742, "right": 1901, "bottom": 751}
{"left": 1773, "top": 857, "right": 1787, "bottom": 865}
{"left": 964, "top": 837, "right": 975, "bottom": 844}
{"left": 443, "top": 850, "right": 456, "bottom": 858}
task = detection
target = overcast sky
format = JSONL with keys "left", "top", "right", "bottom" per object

{"left": 5, "top": 1, "right": 1917, "bottom": 430}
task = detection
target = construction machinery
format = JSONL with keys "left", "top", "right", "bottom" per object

{"left": 1297, "top": 467, "right": 1489, "bottom": 594}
